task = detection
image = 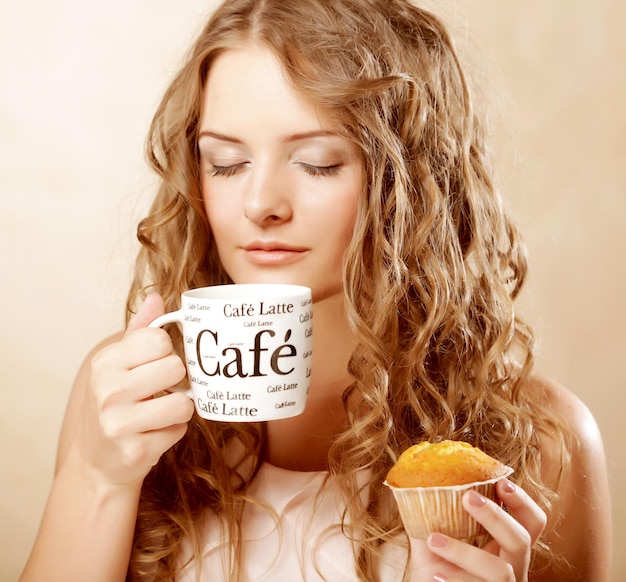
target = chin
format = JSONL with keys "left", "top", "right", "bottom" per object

{"left": 224, "top": 266, "right": 343, "bottom": 302}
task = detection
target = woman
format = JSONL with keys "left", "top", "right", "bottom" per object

{"left": 21, "top": 0, "right": 611, "bottom": 580}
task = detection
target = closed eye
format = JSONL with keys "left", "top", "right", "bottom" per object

{"left": 301, "top": 163, "right": 342, "bottom": 178}
{"left": 208, "top": 162, "right": 247, "bottom": 177}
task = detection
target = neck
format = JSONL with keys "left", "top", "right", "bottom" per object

{"left": 263, "top": 293, "right": 357, "bottom": 471}
{"left": 308, "top": 292, "right": 357, "bottom": 397}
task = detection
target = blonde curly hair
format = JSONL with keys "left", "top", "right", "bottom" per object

{"left": 126, "top": 1, "right": 568, "bottom": 580}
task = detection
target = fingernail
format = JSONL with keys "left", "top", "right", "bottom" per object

{"left": 433, "top": 575, "right": 449, "bottom": 582}
{"left": 501, "top": 479, "right": 516, "bottom": 494}
{"left": 428, "top": 533, "right": 449, "bottom": 548}
{"left": 468, "top": 489, "right": 487, "bottom": 507}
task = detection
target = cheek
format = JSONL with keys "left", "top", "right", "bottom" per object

{"left": 309, "top": 192, "right": 357, "bottom": 242}
{"left": 200, "top": 177, "right": 212, "bottom": 220}
{"left": 335, "top": 183, "right": 360, "bottom": 243}
{"left": 337, "top": 206, "right": 357, "bottom": 247}
{"left": 315, "top": 167, "right": 361, "bottom": 233}
{"left": 201, "top": 186, "right": 229, "bottom": 236}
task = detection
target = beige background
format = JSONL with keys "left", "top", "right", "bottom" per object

{"left": 1, "top": 1, "right": 623, "bottom": 579}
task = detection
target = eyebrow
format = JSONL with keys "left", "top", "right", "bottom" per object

{"left": 197, "top": 129, "right": 339, "bottom": 144}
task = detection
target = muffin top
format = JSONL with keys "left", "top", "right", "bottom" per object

{"left": 385, "top": 440, "right": 510, "bottom": 488}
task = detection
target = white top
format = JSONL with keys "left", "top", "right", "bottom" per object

{"left": 176, "top": 463, "right": 407, "bottom": 581}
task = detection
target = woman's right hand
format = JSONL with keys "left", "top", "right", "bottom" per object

{"left": 72, "top": 293, "right": 194, "bottom": 488}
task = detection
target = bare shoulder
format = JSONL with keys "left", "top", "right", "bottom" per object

{"left": 525, "top": 375, "right": 605, "bottom": 457}
{"left": 55, "top": 332, "right": 124, "bottom": 473}
{"left": 525, "top": 375, "right": 608, "bottom": 488}
{"left": 525, "top": 375, "right": 612, "bottom": 581}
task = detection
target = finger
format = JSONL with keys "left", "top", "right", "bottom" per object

{"left": 432, "top": 575, "right": 475, "bottom": 582}
{"left": 409, "top": 536, "right": 464, "bottom": 578}
{"left": 92, "top": 327, "right": 179, "bottom": 390}
{"left": 114, "top": 422, "right": 191, "bottom": 475}
{"left": 140, "top": 392, "right": 195, "bottom": 431}
{"left": 125, "top": 293, "right": 165, "bottom": 335}
{"left": 126, "top": 353, "right": 187, "bottom": 400}
{"left": 427, "top": 532, "right": 515, "bottom": 581}
{"left": 409, "top": 536, "right": 443, "bottom": 565}
{"left": 109, "top": 392, "right": 194, "bottom": 436}
{"left": 496, "top": 479, "right": 547, "bottom": 543}
{"left": 152, "top": 422, "right": 191, "bottom": 452}
{"left": 462, "top": 489, "right": 531, "bottom": 579}
{"left": 122, "top": 326, "right": 177, "bottom": 370}
{"left": 433, "top": 575, "right": 473, "bottom": 582}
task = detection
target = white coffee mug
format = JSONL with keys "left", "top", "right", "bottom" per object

{"left": 149, "top": 284, "right": 313, "bottom": 422}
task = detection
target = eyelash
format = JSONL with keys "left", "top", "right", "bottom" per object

{"left": 207, "top": 163, "right": 342, "bottom": 178}
{"left": 301, "top": 164, "right": 342, "bottom": 177}
{"left": 207, "top": 163, "right": 246, "bottom": 178}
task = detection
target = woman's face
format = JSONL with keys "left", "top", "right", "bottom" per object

{"left": 198, "top": 45, "right": 363, "bottom": 302}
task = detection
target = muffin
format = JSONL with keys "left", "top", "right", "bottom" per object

{"left": 384, "top": 440, "right": 513, "bottom": 541}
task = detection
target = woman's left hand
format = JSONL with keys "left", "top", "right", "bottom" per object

{"left": 409, "top": 479, "right": 547, "bottom": 581}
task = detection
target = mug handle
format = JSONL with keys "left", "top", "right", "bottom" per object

{"left": 149, "top": 311, "right": 193, "bottom": 399}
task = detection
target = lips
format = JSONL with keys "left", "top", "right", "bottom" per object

{"left": 243, "top": 242, "right": 308, "bottom": 265}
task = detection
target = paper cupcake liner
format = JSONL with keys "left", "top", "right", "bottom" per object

{"left": 385, "top": 467, "right": 514, "bottom": 542}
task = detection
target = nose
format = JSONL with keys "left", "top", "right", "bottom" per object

{"left": 243, "top": 163, "right": 293, "bottom": 226}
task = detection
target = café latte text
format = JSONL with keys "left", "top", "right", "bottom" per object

{"left": 196, "top": 328, "right": 297, "bottom": 378}
{"left": 223, "top": 301, "right": 294, "bottom": 317}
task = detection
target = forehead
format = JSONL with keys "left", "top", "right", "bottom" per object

{"left": 200, "top": 45, "right": 328, "bottom": 131}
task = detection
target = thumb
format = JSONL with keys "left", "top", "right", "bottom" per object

{"left": 125, "top": 293, "right": 166, "bottom": 335}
